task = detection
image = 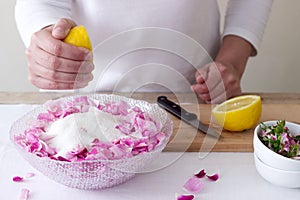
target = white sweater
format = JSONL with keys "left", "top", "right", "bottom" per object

{"left": 15, "top": 0, "right": 273, "bottom": 92}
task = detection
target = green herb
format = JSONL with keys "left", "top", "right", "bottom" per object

{"left": 258, "top": 120, "right": 300, "bottom": 159}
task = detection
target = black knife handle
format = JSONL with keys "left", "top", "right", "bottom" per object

{"left": 157, "top": 96, "right": 198, "bottom": 121}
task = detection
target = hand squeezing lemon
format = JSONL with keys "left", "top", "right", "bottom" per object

{"left": 212, "top": 95, "right": 262, "bottom": 132}
{"left": 64, "top": 25, "right": 92, "bottom": 50}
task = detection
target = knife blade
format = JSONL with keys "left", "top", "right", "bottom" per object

{"left": 157, "top": 96, "right": 220, "bottom": 138}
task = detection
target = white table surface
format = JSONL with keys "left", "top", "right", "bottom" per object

{"left": 0, "top": 105, "right": 299, "bottom": 200}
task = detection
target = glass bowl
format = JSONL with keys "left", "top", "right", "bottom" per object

{"left": 10, "top": 94, "right": 173, "bottom": 190}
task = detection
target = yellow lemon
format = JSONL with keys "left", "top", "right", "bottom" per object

{"left": 64, "top": 25, "right": 92, "bottom": 50}
{"left": 212, "top": 95, "right": 262, "bottom": 132}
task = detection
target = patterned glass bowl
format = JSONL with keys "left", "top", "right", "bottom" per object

{"left": 9, "top": 94, "right": 173, "bottom": 190}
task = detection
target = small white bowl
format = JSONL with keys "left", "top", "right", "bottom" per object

{"left": 254, "top": 153, "right": 300, "bottom": 188}
{"left": 253, "top": 120, "right": 300, "bottom": 171}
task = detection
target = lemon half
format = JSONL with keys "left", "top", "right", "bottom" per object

{"left": 63, "top": 25, "right": 92, "bottom": 50}
{"left": 212, "top": 95, "right": 262, "bottom": 132}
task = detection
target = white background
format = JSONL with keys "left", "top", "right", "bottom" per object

{"left": 1, "top": 0, "right": 300, "bottom": 92}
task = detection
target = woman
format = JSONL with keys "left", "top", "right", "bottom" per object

{"left": 15, "top": 0, "right": 273, "bottom": 103}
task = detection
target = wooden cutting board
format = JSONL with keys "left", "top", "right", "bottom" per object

{"left": 164, "top": 104, "right": 300, "bottom": 152}
{"left": 1, "top": 92, "right": 299, "bottom": 152}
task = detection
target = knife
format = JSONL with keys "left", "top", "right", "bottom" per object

{"left": 157, "top": 96, "right": 220, "bottom": 138}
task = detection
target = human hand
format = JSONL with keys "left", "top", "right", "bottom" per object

{"left": 191, "top": 61, "right": 242, "bottom": 104}
{"left": 26, "top": 18, "right": 94, "bottom": 90}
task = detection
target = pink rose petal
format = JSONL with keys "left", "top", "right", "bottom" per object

{"left": 14, "top": 96, "right": 167, "bottom": 161}
{"left": 177, "top": 194, "right": 194, "bottom": 200}
{"left": 194, "top": 169, "right": 206, "bottom": 178}
{"left": 206, "top": 173, "right": 219, "bottom": 181}
{"left": 183, "top": 176, "right": 204, "bottom": 193}
{"left": 25, "top": 173, "right": 35, "bottom": 178}
{"left": 13, "top": 176, "right": 24, "bottom": 182}
{"left": 19, "top": 188, "right": 30, "bottom": 200}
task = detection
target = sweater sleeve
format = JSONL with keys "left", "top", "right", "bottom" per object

{"left": 222, "top": 0, "right": 273, "bottom": 55}
{"left": 15, "top": 0, "right": 72, "bottom": 47}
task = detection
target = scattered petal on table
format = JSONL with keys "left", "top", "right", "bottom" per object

{"left": 19, "top": 188, "right": 30, "bottom": 200}
{"left": 25, "top": 172, "right": 35, "bottom": 178}
{"left": 13, "top": 176, "right": 24, "bottom": 182}
{"left": 183, "top": 176, "right": 204, "bottom": 193}
{"left": 194, "top": 169, "right": 206, "bottom": 178}
{"left": 177, "top": 194, "right": 195, "bottom": 200}
{"left": 206, "top": 173, "right": 219, "bottom": 181}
